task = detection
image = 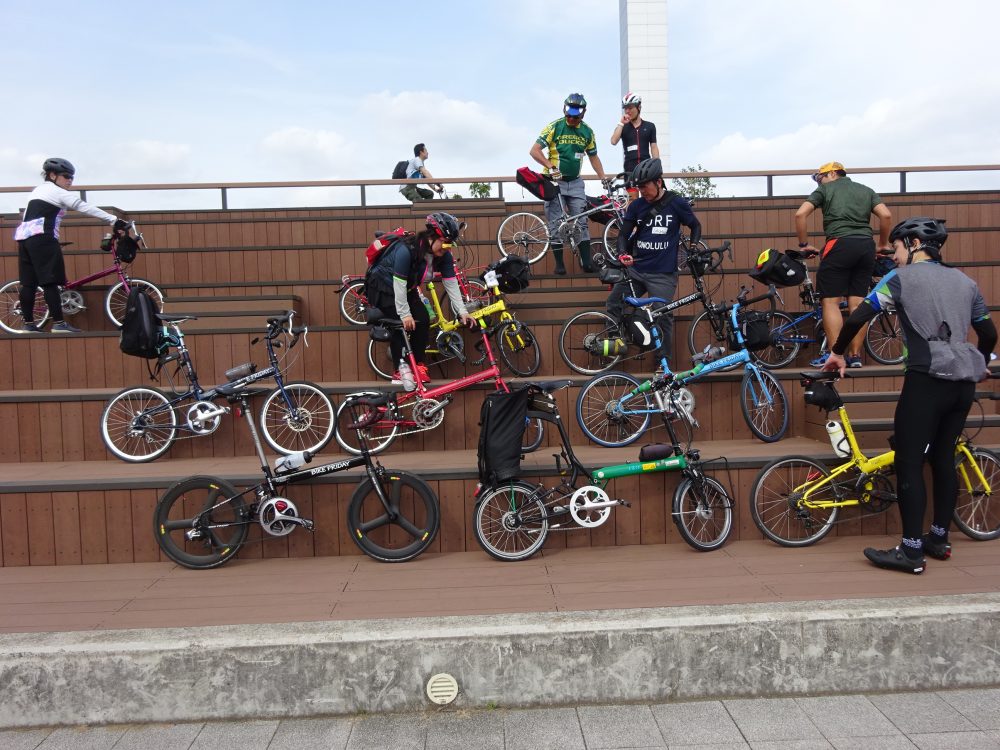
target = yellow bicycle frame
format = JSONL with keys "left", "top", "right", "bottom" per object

{"left": 424, "top": 279, "right": 529, "bottom": 353}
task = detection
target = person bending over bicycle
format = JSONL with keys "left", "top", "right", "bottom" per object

{"left": 529, "top": 92, "right": 609, "bottom": 275}
{"left": 607, "top": 158, "right": 701, "bottom": 364}
{"left": 823, "top": 217, "right": 997, "bottom": 574}
{"left": 12, "top": 158, "right": 128, "bottom": 334}
{"left": 365, "top": 212, "right": 473, "bottom": 384}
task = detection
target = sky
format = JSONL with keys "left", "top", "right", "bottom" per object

{"left": 1, "top": 0, "right": 997, "bottom": 211}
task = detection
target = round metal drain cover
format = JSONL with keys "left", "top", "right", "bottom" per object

{"left": 426, "top": 673, "right": 459, "bottom": 705}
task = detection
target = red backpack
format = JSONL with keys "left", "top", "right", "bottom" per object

{"left": 515, "top": 167, "right": 560, "bottom": 201}
{"left": 365, "top": 228, "right": 413, "bottom": 266}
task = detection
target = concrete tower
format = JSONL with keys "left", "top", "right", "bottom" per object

{"left": 619, "top": 0, "right": 669, "bottom": 169}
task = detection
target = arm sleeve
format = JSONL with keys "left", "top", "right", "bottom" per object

{"left": 830, "top": 300, "right": 881, "bottom": 355}
{"left": 616, "top": 210, "right": 638, "bottom": 256}
{"left": 442, "top": 278, "right": 468, "bottom": 317}
{"left": 973, "top": 317, "right": 998, "bottom": 364}
{"left": 805, "top": 187, "right": 824, "bottom": 208}
{"left": 648, "top": 122, "right": 657, "bottom": 144}
{"left": 392, "top": 277, "right": 410, "bottom": 319}
{"left": 585, "top": 130, "right": 598, "bottom": 156}
{"left": 676, "top": 199, "right": 701, "bottom": 245}
{"left": 57, "top": 190, "right": 117, "bottom": 224}
{"left": 390, "top": 244, "right": 413, "bottom": 318}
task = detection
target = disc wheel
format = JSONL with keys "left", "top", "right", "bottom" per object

{"left": 740, "top": 367, "right": 789, "bottom": 442}
{"left": 334, "top": 391, "right": 400, "bottom": 455}
{"left": 673, "top": 475, "right": 734, "bottom": 551}
{"left": 0, "top": 280, "right": 49, "bottom": 333}
{"left": 752, "top": 311, "right": 801, "bottom": 369}
{"left": 495, "top": 321, "right": 540, "bottom": 377}
{"left": 100, "top": 387, "right": 178, "bottom": 462}
{"left": 497, "top": 212, "right": 549, "bottom": 264}
{"left": 153, "top": 476, "right": 248, "bottom": 569}
{"left": 339, "top": 279, "right": 369, "bottom": 326}
{"left": 259, "top": 381, "right": 335, "bottom": 455}
{"left": 864, "top": 310, "right": 905, "bottom": 365}
{"left": 954, "top": 448, "right": 1000, "bottom": 540}
{"left": 576, "top": 372, "right": 651, "bottom": 447}
{"left": 474, "top": 481, "right": 549, "bottom": 561}
{"left": 750, "top": 456, "right": 839, "bottom": 546}
{"left": 559, "top": 310, "right": 624, "bottom": 375}
{"left": 348, "top": 470, "right": 440, "bottom": 562}
{"left": 106, "top": 278, "right": 164, "bottom": 327}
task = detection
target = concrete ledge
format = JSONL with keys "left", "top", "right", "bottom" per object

{"left": 2, "top": 593, "right": 998, "bottom": 728}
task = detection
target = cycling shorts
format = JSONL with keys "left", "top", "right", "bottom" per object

{"left": 816, "top": 235, "right": 876, "bottom": 299}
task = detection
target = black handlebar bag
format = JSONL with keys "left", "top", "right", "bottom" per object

{"left": 516, "top": 167, "right": 560, "bottom": 201}
{"left": 749, "top": 248, "right": 806, "bottom": 287}
{"left": 477, "top": 387, "right": 531, "bottom": 490}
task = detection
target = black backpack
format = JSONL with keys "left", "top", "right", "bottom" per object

{"left": 392, "top": 160, "right": 408, "bottom": 180}
{"left": 477, "top": 387, "right": 531, "bottom": 490}
{"left": 119, "top": 287, "right": 161, "bottom": 359}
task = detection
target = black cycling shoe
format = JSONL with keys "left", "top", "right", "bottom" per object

{"left": 863, "top": 546, "right": 925, "bottom": 574}
{"left": 922, "top": 534, "right": 952, "bottom": 560}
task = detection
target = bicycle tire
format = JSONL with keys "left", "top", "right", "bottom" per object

{"left": 259, "top": 381, "right": 335, "bottom": 456}
{"left": 496, "top": 321, "right": 541, "bottom": 377}
{"left": 339, "top": 279, "right": 369, "bottom": 326}
{"left": 602, "top": 220, "right": 620, "bottom": 253}
{"left": 672, "top": 475, "right": 734, "bottom": 551}
{"left": 750, "top": 456, "right": 839, "bottom": 546}
{"left": 497, "top": 212, "right": 549, "bottom": 264}
{"left": 558, "top": 310, "right": 624, "bottom": 375}
{"left": 474, "top": 481, "right": 549, "bottom": 561}
{"left": 522, "top": 417, "right": 545, "bottom": 453}
{"left": 752, "top": 311, "right": 801, "bottom": 369}
{"left": 367, "top": 339, "right": 395, "bottom": 380}
{"left": 954, "top": 447, "right": 1000, "bottom": 540}
{"left": 100, "top": 386, "right": 178, "bottom": 462}
{"left": 348, "top": 470, "right": 440, "bottom": 562}
{"left": 153, "top": 475, "right": 248, "bottom": 569}
{"left": 463, "top": 278, "right": 492, "bottom": 312}
{"left": 334, "top": 391, "right": 399, "bottom": 455}
{"left": 576, "top": 371, "right": 652, "bottom": 447}
{"left": 686, "top": 308, "right": 730, "bottom": 359}
{"left": 0, "top": 280, "right": 50, "bottom": 333}
{"left": 864, "top": 310, "right": 905, "bottom": 365}
{"left": 740, "top": 367, "right": 789, "bottom": 442}
{"left": 106, "top": 278, "right": 164, "bottom": 327}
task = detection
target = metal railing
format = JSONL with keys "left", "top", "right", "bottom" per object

{"left": 1, "top": 165, "right": 996, "bottom": 209}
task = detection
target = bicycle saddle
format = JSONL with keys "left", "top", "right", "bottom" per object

{"left": 156, "top": 312, "right": 198, "bottom": 323}
{"left": 524, "top": 379, "right": 574, "bottom": 393}
{"left": 624, "top": 296, "right": 667, "bottom": 308}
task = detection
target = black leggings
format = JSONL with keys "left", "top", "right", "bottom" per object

{"left": 372, "top": 288, "right": 430, "bottom": 366}
{"left": 893, "top": 370, "right": 975, "bottom": 540}
{"left": 18, "top": 237, "right": 66, "bottom": 323}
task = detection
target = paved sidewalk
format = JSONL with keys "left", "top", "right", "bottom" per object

{"left": 2, "top": 688, "right": 999, "bottom": 749}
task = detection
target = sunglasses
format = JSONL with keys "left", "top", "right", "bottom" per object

{"left": 812, "top": 173, "right": 827, "bottom": 184}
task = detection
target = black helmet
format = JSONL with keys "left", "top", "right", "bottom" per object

{"left": 563, "top": 93, "right": 587, "bottom": 116}
{"left": 426, "top": 212, "right": 463, "bottom": 242}
{"left": 889, "top": 217, "right": 948, "bottom": 249}
{"left": 630, "top": 158, "right": 663, "bottom": 186}
{"left": 42, "top": 157, "right": 75, "bottom": 178}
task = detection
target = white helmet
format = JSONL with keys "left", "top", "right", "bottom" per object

{"left": 621, "top": 92, "right": 642, "bottom": 108}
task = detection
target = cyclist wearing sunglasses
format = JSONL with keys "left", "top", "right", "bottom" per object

{"left": 610, "top": 92, "right": 659, "bottom": 196}
{"left": 365, "top": 212, "right": 472, "bottom": 384}
{"left": 529, "top": 93, "right": 609, "bottom": 275}
{"left": 12, "top": 158, "right": 127, "bottom": 334}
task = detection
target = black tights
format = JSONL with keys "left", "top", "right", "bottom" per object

{"left": 375, "top": 289, "right": 430, "bottom": 366}
{"left": 893, "top": 370, "right": 975, "bottom": 540}
{"left": 19, "top": 283, "right": 63, "bottom": 323}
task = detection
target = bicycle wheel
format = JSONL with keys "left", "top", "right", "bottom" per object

{"left": 752, "top": 311, "right": 801, "bottom": 369}
{"left": 740, "top": 367, "right": 789, "bottom": 442}
{"left": 750, "top": 456, "right": 839, "bottom": 546}
{"left": 463, "top": 278, "right": 492, "bottom": 312}
{"left": 497, "top": 212, "right": 549, "bottom": 264}
{"left": 522, "top": 417, "right": 545, "bottom": 453}
{"left": 686, "top": 308, "right": 729, "bottom": 359}
{"left": 334, "top": 391, "right": 399, "bottom": 455}
{"left": 602, "top": 220, "right": 620, "bottom": 253}
{"left": 954, "top": 447, "right": 1000, "bottom": 540}
{"left": 339, "top": 279, "right": 369, "bottom": 326}
{"left": 367, "top": 339, "right": 395, "bottom": 380}
{"left": 495, "top": 321, "right": 541, "bottom": 377}
{"left": 100, "top": 387, "right": 178, "bottom": 462}
{"left": 259, "top": 381, "right": 335, "bottom": 456}
{"left": 106, "top": 278, "right": 164, "bottom": 327}
{"left": 348, "top": 470, "right": 440, "bottom": 562}
{"left": 474, "top": 481, "right": 549, "bottom": 561}
{"left": 672, "top": 475, "right": 734, "bottom": 551}
{"left": 0, "top": 280, "right": 49, "bottom": 333}
{"left": 559, "top": 310, "right": 624, "bottom": 375}
{"left": 576, "top": 372, "right": 651, "bottom": 447}
{"left": 864, "top": 310, "right": 905, "bottom": 365}
{"left": 154, "top": 476, "right": 248, "bottom": 569}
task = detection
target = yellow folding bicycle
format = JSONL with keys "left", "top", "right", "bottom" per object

{"left": 750, "top": 371, "right": 1000, "bottom": 546}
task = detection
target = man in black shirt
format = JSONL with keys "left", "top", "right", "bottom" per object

{"left": 610, "top": 92, "right": 659, "bottom": 189}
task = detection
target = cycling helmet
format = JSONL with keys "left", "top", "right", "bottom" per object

{"left": 42, "top": 157, "right": 75, "bottom": 178}
{"left": 621, "top": 92, "right": 642, "bottom": 108}
{"left": 889, "top": 217, "right": 948, "bottom": 249}
{"left": 630, "top": 158, "right": 663, "bottom": 186}
{"left": 563, "top": 93, "right": 587, "bottom": 116}
{"left": 425, "top": 212, "right": 463, "bottom": 242}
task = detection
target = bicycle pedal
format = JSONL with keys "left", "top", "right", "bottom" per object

{"left": 618, "top": 499, "right": 632, "bottom": 508}
{"left": 301, "top": 519, "right": 315, "bottom": 531}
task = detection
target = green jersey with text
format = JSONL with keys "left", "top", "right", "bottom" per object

{"left": 536, "top": 119, "right": 598, "bottom": 180}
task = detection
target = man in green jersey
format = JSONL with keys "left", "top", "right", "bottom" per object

{"left": 529, "top": 93, "right": 609, "bottom": 274}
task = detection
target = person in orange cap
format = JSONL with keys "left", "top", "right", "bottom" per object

{"left": 794, "top": 161, "right": 892, "bottom": 368}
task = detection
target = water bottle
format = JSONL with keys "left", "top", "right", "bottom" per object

{"left": 825, "top": 420, "right": 850, "bottom": 458}
{"left": 274, "top": 451, "right": 309, "bottom": 473}
{"left": 419, "top": 292, "right": 436, "bottom": 322}
{"left": 398, "top": 360, "right": 417, "bottom": 391}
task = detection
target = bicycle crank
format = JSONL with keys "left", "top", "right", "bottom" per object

{"left": 59, "top": 289, "right": 86, "bottom": 316}
{"left": 568, "top": 486, "right": 628, "bottom": 528}
{"left": 258, "top": 497, "right": 314, "bottom": 536}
